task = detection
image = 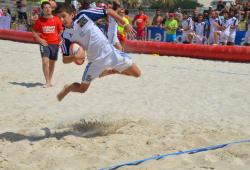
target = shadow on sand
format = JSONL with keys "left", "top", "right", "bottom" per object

{"left": 9, "top": 82, "right": 44, "bottom": 88}
{"left": 0, "top": 120, "right": 125, "bottom": 142}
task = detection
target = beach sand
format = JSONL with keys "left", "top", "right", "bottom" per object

{"left": 0, "top": 40, "right": 249, "bottom": 170}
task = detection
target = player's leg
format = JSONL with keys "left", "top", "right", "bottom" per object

{"left": 48, "top": 45, "right": 59, "bottom": 86}
{"left": 121, "top": 63, "right": 141, "bottom": 77}
{"left": 57, "top": 82, "right": 90, "bottom": 101}
{"left": 112, "top": 50, "right": 141, "bottom": 78}
{"left": 40, "top": 45, "right": 51, "bottom": 87}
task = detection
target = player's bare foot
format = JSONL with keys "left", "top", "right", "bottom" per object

{"left": 43, "top": 83, "right": 53, "bottom": 88}
{"left": 57, "top": 84, "right": 70, "bottom": 101}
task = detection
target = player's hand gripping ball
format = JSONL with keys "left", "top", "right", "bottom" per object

{"left": 69, "top": 43, "right": 86, "bottom": 65}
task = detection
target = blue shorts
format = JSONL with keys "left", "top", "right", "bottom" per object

{"left": 166, "top": 34, "right": 176, "bottom": 42}
{"left": 40, "top": 44, "right": 59, "bottom": 61}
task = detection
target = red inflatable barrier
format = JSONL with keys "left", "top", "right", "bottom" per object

{"left": 0, "top": 29, "right": 36, "bottom": 43}
{"left": 1, "top": 29, "right": 250, "bottom": 62}
{"left": 124, "top": 40, "right": 250, "bottom": 62}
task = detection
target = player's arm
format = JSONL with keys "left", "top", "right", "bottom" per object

{"left": 31, "top": 29, "right": 48, "bottom": 46}
{"left": 61, "top": 38, "right": 85, "bottom": 64}
{"left": 61, "top": 38, "right": 74, "bottom": 64}
{"left": 106, "top": 8, "right": 136, "bottom": 37}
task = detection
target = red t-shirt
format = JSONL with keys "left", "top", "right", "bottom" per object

{"left": 133, "top": 14, "right": 148, "bottom": 30}
{"left": 32, "top": 16, "right": 63, "bottom": 44}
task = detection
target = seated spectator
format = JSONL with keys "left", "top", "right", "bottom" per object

{"left": 152, "top": 9, "right": 163, "bottom": 27}
{"left": 164, "top": 13, "right": 178, "bottom": 42}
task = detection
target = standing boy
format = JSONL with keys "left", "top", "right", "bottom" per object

{"left": 32, "top": 1, "right": 63, "bottom": 87}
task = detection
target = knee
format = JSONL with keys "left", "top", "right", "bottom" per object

{"left": 78, "top": 83, "right": 89, "bottom": 94}
{"left": 134, "top": 70, "right": 141, "bottom": 78}
{"left": 79, "top": 88, "right": 87, "bottom": 93}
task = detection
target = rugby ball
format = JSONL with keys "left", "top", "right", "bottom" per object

{"left": 69, "top": 43, "right": 85, "bottom": 65}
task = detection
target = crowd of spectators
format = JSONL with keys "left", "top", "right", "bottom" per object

{"left": 0, "top": 0, "right": 250, "bottom": 45}
{"left": 139, "top": 0, "right": 250, "bottom": 45}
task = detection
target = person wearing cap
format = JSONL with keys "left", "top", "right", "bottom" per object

{"left": 164, "top": 13, "right": 178, "bottom": 42}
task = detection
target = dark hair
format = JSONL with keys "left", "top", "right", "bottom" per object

{"left": 41, "top": 1, "right": 51, "bottom": 9}
{"left": 81, "top": 0, "right": 90, "bottom": 10}
{"left": 198, "top": 14, "right": 203, "bottom": 17}
{"left": 125, "top": 9, "right": 129, "bottom": 15}
{"left": 55, "top": 3, "right": 75, "bottom": 14}
{"left": 112, "top": 1, "right": 121, "bottom": 10}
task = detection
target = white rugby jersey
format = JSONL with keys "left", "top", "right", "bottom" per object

{"left": 61, "top": 8, "right": 114, "bottom": 62}
{"left": 107, "top": 16, "right": 118, "bottom": 42}
{"left": 209, "top": 17, "right": 220, "bottom": 33}
{"left": 194, "top": 22, "right": 207, "bottom": 36}
{"left": 221, "top": 18, "right": 231, "bottom": 33}
{"left": 181, "top": 17, "right": 193, "bottom": 32}
{"left": 229, "top": 17, "right": 239, "bottom": 34}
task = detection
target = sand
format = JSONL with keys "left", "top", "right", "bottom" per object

{"left": 0, "top": 39, "right": 250, "bottom": 170}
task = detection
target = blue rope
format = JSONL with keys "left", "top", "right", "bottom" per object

{"left": 100, "top": 139, "right": 250, "bottom": 170}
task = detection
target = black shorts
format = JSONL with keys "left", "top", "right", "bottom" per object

{"left": 40, "top": 44, "right": 59, "bottom": 61}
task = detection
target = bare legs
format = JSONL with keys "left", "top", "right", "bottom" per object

{"left": 57, "top": 83, "right": 90, "bottom": 101}
{"left": 99, "top": 63, "right": 141, "bottom": 78}
{"left": 57, "top": 63, "right": 141, "bottom": 102}
{"left": 42, "top": 57, "right": 55, "bottom": 88}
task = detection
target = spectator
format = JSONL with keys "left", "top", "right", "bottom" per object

{"left": 32, "top": 1, "right": 63, "bottom": 88}
{"left": 132, "top": 7, "right": 148, "bottom": 40}
{"left": 208, "top": 10, "right": 221, "bottom": 44}
{"left": 0, "top": 8, "right": 11, "bottom": 29}
{"left": 117, "top": 8, "right": 129, "bottom": 50}
{"left": 243, "top": 1, "right": 250, "bottom": 20}
{"left": 30, "top": 8, "right": 39, "bottom": 25}
{"left": 152, "top": 9, "right": 163, "bottom": 27}
{"left": 244, "top": 15, "right": 250, "bottom": 45}
{"left": 124, "top": 9, "right": 131, "bottom": 23}
{"left": 214, "top": 11, "right": 231, "bottom": 45}
{"left": 16, "top": 0, "right": 28, "bottom": 24}
{"left": 217, "top": 0, "right": 225, "bottom": 11}
{"left": 164, "top": 13, "right": 178, "bottom": 42}
{"left": 193, "top": 14, "right": 208, "bottom": 44}
{"left": 180, "top": 12, "right": 194, "bottom": 44}
{"left": 162, "top": 11, "right": 169, "bottom": 26}
{"left": 228, "top": 10, "right": 239, "bottom": 45}
{"left": 175, "top": 7, "right": 183, "bottom": 22}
